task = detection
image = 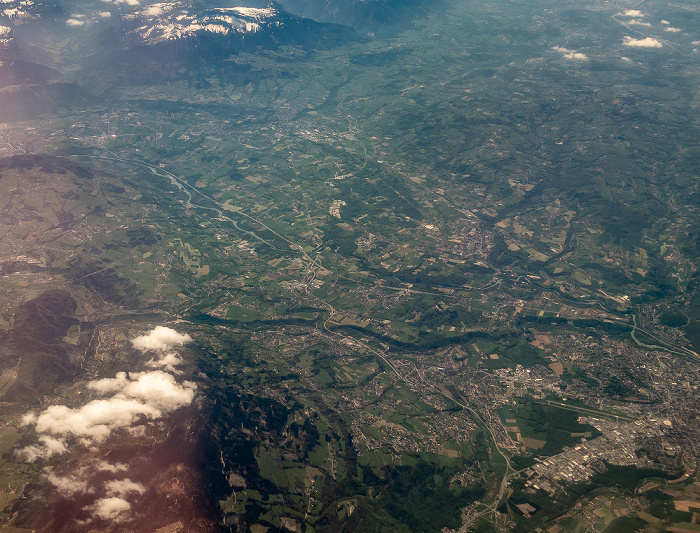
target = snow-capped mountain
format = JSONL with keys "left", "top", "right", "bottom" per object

{"left": 107, "top": 1, "right": 355, "bottom": 51}
{"left": 0, "top": 24, "right": 13, "bottom": 45}
{"left": 0, "top": 0, "right": 61, "bottom": 22}
{"left": 76, "top": 2, "right": 355, "bottom": 87}
{"left": 125, "top": 4, "right": 282, "bottom": 45}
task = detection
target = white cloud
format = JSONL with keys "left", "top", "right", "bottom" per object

{"left": 96, "top": 461, "right": 129, "bottom": 473}
{"left": 21, "top": 412, "right": 38, "bottom": 426}
{"left": 87, "top": 372, "right": 130, "bottom": 395}
{"left": 661, "top": 19, "right": 670, "bottom": 25}
{"left": 13, "top": 328, "right": 198, "bottom": 526}
{"left": 131, "top": 326, "right": 192, "bottom": 353}
{"left": 105, "top": 479, "right": 146, "bottom": 497}
{"left": 18, "top": 380, "right": 195, "bottom": 454}
{"left": 621, "top": 9, "right": 644, "bottom": 17}
{"left": 693, "top": 40, "right": 700, "bottom": 45}
{"left": 31, "top": 399, "right": 160, "bottom": 443}
{"left": 15, "top": 435, "right": 67, "bottom": 461}
{"left": 45, "top": 469, "right": 91, "bottom": 496}
{"left": 623, "top": 36, "right": 663, "bottom": 48}
{"left": 664, "top": 27, "right": 681, "bottom": 32}
{"left": 99, "top": 11, "right": 111, "bottom": 17}
{"left": 42, "top": 464, "right": 146, "bottom": 523}
{"left": 87, "top": 497, "right": 132, "bottom": 522}
{"left": 552, "top": 46, "right": 588, "bottom": 60}
{"left": 25, "top": 372, "right": 195, "bottom": 444}
{"left": 142, "top": 5, "right": 163, "bottom": 16}
{"left": 17, "top": 328, "right": 196, "bottom": 461}
{"left": 627, "top": 20, "right": 651, "bottom": 27}
{"left": 66, "top": 18, "right": 85, "bottom": 26}
{"left": 621, "top": 56, "right": 633, "bottom": 62}
{"left": 146, "top": 351, "right": 183, "bottom": 372}
{"left": 89, "top": 371, "right": 195, "bottom": 410}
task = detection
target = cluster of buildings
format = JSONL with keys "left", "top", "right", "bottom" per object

{"left": 525, "top": 417, "right": 674, "bottom": 493}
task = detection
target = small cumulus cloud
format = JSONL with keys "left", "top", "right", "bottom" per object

{"left": 693, "top": 40, "right": 700, "bottom": 45}
{"left": 44, "top": 469, "right": 91, "bottom": 496}
{"left": 17, "top": 327, "right": 196, "bottom": 460}
{"left": 552, "top": 46, "right": 588, "bottom": 60}
{"left": 623, "top": 36, "right": 662, "bottom": 48}
{"left": 142, "top": 5, "right": 164, "bottom": 16}
{"left": 86, "top": 497, "right": 132, "bottom": 522}
{"left": 22, "top": 412, "right": 37, "bottom": 425}
{"left": 105, "top": 479, "right": 146, "bottom": 498}
{"left": 131, "top": 326, "right": 192, "bottom": 353}
{"left": 22, "top": 373, "right": 195, "bottom": 446}
{"left": 15, "top": 435, "right": 67, "bottom": 461}
{"left": 627, "top": 20, "right": 651, "bottom": 27}
{"left": 96, "top": 461, "right": 129, "bottom": 473}
{"left": 99, "top": 11, "right": 111, "bottom": 17}
{"left": 46, "top": 462, "right": 143, "bottom": 523}
{"left": 66, "top": 18, "right": 85, "bottom": 25}
{"left": 15, "top": 328, "right": 196, "bottom": 525}
{"left": 30, "top": 398, "right": 159, "bottom": 443}
{"left": 661, "top": 19, "right": 670, "bottom": 25}
{"left": 40, "top": 462, "right": 147, "bottom": 524}
{"left": 146, "top": 351, "right": 183, "bottom": 373}
{"left": 664, "top": 27, "right": 681, "bottom": 32}
{"left": 621, "top": 9, "right": 644, "bottom": 17}
{"left": 89, "top": 371, "right": 196, "bottom": 411}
